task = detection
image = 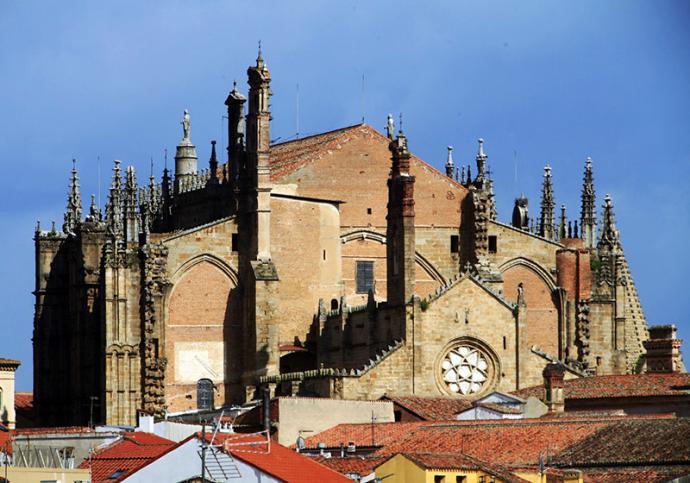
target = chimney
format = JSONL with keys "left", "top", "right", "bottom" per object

{"left": 542, "top": 363, "right": 565, "bottom": 413}
{"left": 643, "top": 325, "right": 683, "bottom": 373}
{"left": 136, "top": 411, "right": 155, "bottom": 433}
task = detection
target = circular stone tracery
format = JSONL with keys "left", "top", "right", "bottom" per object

{"left": 440, "top": 345, "right": 490, "bottom": 395}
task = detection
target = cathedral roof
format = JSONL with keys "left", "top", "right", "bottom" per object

{"left": 269, "top": 123, "right": 468, "bottom": 192}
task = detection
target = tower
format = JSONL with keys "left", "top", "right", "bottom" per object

{"left": 239, "top": 48, "right": 280, "bottom": 399}
{"left": 225, "top": 80, "right": 246, "bottom": 187}
{"left": 580, "top": 157, "right": 596, "bottom": 248}
{"left": 174, "top": 110, "right": 198, "bottom": 193}
{"left": 386, "top": 126, "right": 416, "bottom": 305}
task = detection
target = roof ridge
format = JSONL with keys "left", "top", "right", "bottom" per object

{"left": 270, "top": 123, "right": 365, "bottom": 148}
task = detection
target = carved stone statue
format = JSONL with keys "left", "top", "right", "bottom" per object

{"left": 182, "top": 110, "right": 191, "bottom": 140}
{"left": 386, "top": 114, "right": 395, "bottom": 139}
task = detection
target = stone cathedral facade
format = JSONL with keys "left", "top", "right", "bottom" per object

{"left": 33, "top": 52, "right": 649, "bottom": 426}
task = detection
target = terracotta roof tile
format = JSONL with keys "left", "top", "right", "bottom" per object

{"left": 79, "top": 432, "right": 175, "bottom": 483}
{"left": 14, "top": 426, "right": 95, "bottom": 435}
{"left": 383, "top": 395, "right": 474, "bottom": 420}
{"left": 514, "top": 373, "right": 690, "bottom": 400}
{"left": 315, "top": 455, "right": 386, "bottom": 476}
{"left": 203, "top": 432, "right": 351, "bottom": 482}
{"left": 476, "top": 402, "right": 523, "bottom": 414}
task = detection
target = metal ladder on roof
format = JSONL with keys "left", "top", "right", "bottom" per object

{"left": 200, "top": 447, "right": 243, "bottom": 481}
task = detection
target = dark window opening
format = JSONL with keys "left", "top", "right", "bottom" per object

{"left": 367, "top": 208, "right": 372, "bottom": 215}
{"left": 434, "top": 476, "right": 446, "bottom": 483}
{"left": 323, "top": 249, "right": 327, "bottom": 261}
{"left": 450, "top": 235, "right": 459, "bottom": 253}
{"left": 197, "top": 378, "right": 214, "bottom": 410}
{"left": 356, "top": 261, "right": 375, "bottom": 294}
{"left": 503, "top": 336, "right": 507, "bottom": 350}
{"left": 456, "top": 477, "right": 467, "bottom": 483}
{"left": 394, "top": 410, "right": 402, "bottom": 422}
{"left": 488, "top": 235, "right": 497, "bottom": 254}
{"left": 152, "top": 338, "right": 159, "bottom": 359}
{"left": 331, "top": 299, "right": 338, "bottom": 311}
{"left": 231, "top": 233, "right": 239, "bottom": 252}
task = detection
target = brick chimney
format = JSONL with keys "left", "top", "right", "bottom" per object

{"left": 643, "top": 325, "right": 683, "bottom": 373}
{"left": 542, "top": 363, "right": 565, "bottom": 413}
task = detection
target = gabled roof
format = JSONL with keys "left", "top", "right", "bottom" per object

{"left": 79, "top": 431, "right": 175, "bottom": 483}
{"left": 203, "top": 432, "right": 351, "bottom": 482}
{"left": 381, "top": 395, "right": 473, "bottom": 420}
{"left": 268, "top": 123, "right": 468, "bottom": 192}
{"left": 513, "top": 372, "right": 690, "bottom": 401}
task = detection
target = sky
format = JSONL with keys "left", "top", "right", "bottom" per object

{"left": 1, "top": 1, "right": 689, "bottom": 391}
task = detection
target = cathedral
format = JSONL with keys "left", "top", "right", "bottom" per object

{"left": 33, "top": 51, "right": 649, "bottom": 427}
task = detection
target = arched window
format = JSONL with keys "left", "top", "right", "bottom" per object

{"left": 197, "top": 379, "right": 214, "bottom": 410}
{"left": 330, "top": 299, "right": 338, "bottom": 311}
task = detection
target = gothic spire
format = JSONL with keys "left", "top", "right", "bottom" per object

{"left": 208, "top": 140, "right": 219, "bottom": 185}
{"left": 105, "top": 160, "right": 123, "bottom": 236}
{"left": 86, "top": 194, "right": 102, "bottom": 222}
{"left": 580, "top": 157, "right": 597, "bottom": 248}
{"left": 63, "top": 158, "right": 82, "bottom": 234}
{"left": 123, "top": 166, "right": 139, "bottom": 242}
{"left": 445, "top": 146, "right": 454, "bottom": 178}
{"left": 598, "top": 194, "right": 620, "bottom": 253}
{"left": 559, "top": 204, "right": 567, "bottom": 240}
{"left": 539, "top": 165, "right": 556, "bottom": 240}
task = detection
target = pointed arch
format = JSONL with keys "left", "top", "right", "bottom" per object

{"left": 170, "top": 254, "right": 238, "bottom": 286}
{"left": 498, "top": 257, "right": 556, "bottom": 291}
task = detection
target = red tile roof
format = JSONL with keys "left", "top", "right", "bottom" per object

{"left": 269, "top": 124, "right": 362, "bottom": 180}
{"left": 205, "top": 432, "right": 351, "bottom": 482}
{"left": 303, "top": 421, "right": 427, "bottom": 449}
{"left": 514, "top": 372, "right": 690, "bottom": 401}
{"left": 315, "top": 455, "right": 386, "bottom": 476}
{"left": 382, "top": 395, "right": 474, "bottom": 420}
{"left": 79, "top": 432, "right": 175, "bottom": 483}
{"left": 268, "top": 123, "right": 468, "bottom": 193}
{"left": 581, "top": 466, "right": 690, "bottom": 483}
{"left": 476, "top": 402, "right": 523, "bottom": 414}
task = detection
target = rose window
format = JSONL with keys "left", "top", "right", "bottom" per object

{"left": 441, "top": 345, "right": 489, "bottom": 395}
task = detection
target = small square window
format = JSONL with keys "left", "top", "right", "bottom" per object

{"left": 356, "top": 261, "right": 375, "bottom": 294}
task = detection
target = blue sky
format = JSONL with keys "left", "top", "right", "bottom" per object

{"left": 1, "top": 1, "right": 689, "bottom": 390}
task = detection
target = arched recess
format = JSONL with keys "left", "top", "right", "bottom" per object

{"left": 500, "top": 257, "right": 560, "bottom": 358}
{"left": 340, "top": 229, "right": 447, "bottom": 286}
{"left": 170, "top": 254, "right": 238, "bottom": 286}
{"left": 499, "top": 257, "right": 556, "bottom": 291}
{"left": 165, "top": 254, "right": 238, "bottom": 412}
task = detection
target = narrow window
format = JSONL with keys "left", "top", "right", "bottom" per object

{"left": 197, "top": 378, "right": 214, "bottom": 410}
{"left": 331, "top": 299, "right": 338, "bottom": 311}
{"left": 488, "top": 235, "right": 497, "bottom": 254}
{"left": 450, "top": 235, "right": 459, "bottom": 253}
{"left": 367, "top": 208, "right": 372, "bottom": 215}
{"left": 503, "top": 336, "right": 507, "bottom": 350}
{"left": 323, "top": 249, "right": 327, "bottom": 261}
{"left": 355, "top": 261, "right": 375, "bottom": 294}
{"left": 231, "top": 233, "right": 239, "bottom": 252}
